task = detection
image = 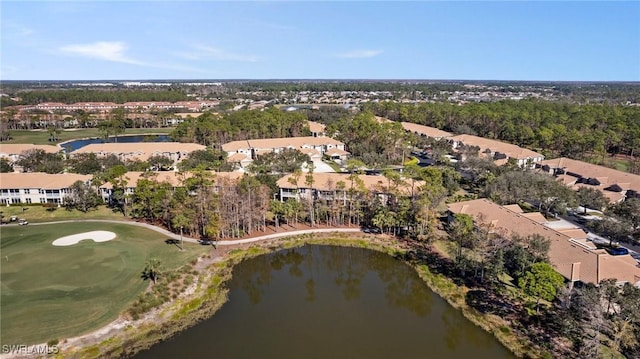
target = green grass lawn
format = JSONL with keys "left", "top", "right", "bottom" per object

{"left": 1, "top": 205, "right": 126, "bottom": 223}
{"left": 0, "top": 222, "right": 208, "bottom": 345}
{"left": 2, "top": 128, "right": 172, "bottom": 145}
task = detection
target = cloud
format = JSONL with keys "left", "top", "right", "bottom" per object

{"left": 58, "top": 41, "right": 212, "bottom": 74}
{"left": 336, "top": 49, "right": 383, "bottom": 59}
{"left": 59, "top": 41, "right": 143, "bottom": 65}
{"left": 2, "top": 22, "right": 35, "bottom": 38}
{"left": 175, "top": 44, "right": 260, "bottom": 62}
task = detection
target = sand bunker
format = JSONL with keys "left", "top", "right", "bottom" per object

{"left": 52, "top": 231, "right": 116, "bottom": 246}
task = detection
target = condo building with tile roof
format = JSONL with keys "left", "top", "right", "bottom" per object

{"left": 0, "top": 172, "right": 92, "bottom": 205}
{"left": 276, "top": 172, "right": 424, "bottom": 204}
{"left": 447, "top": 198, "right": 640, "bottom": 286}
{"left": 70, "top": 142, "right": 205, "bottom": 165}
{"left": 401, "top": 122, "right": 453, "bottom": 140}
{"left": 449, "top": 134, "right": 545, "bottom": 168}
{"left": 0, "top": 144, "right": 61, "bottom": 164}
{"left": 98, "top": 171, "right": 244, "bottom": 202}
{"left": 537, "top": 157, "right": 640, "bottom": 203}
{"left": 222, "top": 136, "right": 348, "bottom": 168}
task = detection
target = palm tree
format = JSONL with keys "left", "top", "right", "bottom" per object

{"left": 143, "top": 258, "right": 162, "bottom": 284}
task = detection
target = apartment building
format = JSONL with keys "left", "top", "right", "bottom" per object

{"left": 401, "top": 122, "right": 453, "bottom": 140}
{"left": 276, "top": 172, "right": 424, "bottom": 204}
{"left": 449, "top": 134, "right": 545, "bottom": 168}
{"left": 70, "top": 142, "right": 205, "bottom": 165}
{"left": 0, "top": 144, "right": 61, "bottom": 164}
{"left": 537, "top": 157, "right": 640, "bottom": 203}
{"left": 98, "top": 171, "right": 244, "bottom": 202}
{"left": 222, "top": 136, "right": 348, "bottom": 168}
{"left": 0, "top": 172, "right": 92, "bottom": 205}
{"left": 447, "top": 198, "right": 640, "bottom": 286}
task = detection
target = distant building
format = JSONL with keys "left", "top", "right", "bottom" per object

{"left": 537, "top": 157, "right": 640, "bottom": 203}
{"left": 70, "top": 142, "right": 205, "bottom": 165}
{"left": 449, "top": 134, "right": 544, "bottom": 168}
{"left": 222, "top": 137, "right": 349, "bottom": 168}
{"left": 307, "top": 121, "right": 326, "bottom": 137}
{"left": 0, "top": 144, "right": 61, "bottom": 164}
{"left": 0, "top": 172, "right": 92, "bottom": 205}
{"left": 400, "top": 122, "right": 452, "bottom": 140}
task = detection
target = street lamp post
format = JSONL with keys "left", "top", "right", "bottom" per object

{"left": 180, "top": 226, "right": 184, "bottom": 251}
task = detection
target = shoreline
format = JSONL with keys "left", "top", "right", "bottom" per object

{"left": 2, "top": 233, "right": 543, "bottom": 359}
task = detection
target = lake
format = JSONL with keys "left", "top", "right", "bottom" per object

{"left": 60, "top": 134, "right": 170, "bottom": 152}
{"left": 133, "top": 245, "right": 514, "bottom": 359}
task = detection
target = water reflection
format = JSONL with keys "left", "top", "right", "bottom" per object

{"left": 61, "top": 134, "right": 170, "bottom": 152}
{"left": 134, "top": 245, "right": 514, "bottom": 359}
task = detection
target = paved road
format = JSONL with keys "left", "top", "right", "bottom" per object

{"left": 20, "top": 219, "right": 362, "bottom": 246}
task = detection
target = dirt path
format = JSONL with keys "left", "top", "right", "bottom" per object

{"left": 28, "top": 219, "right": 362, "bottom": 245}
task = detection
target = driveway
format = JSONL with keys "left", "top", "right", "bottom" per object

{"left": 308, "top": 160, "right": 336, "bottom": 173}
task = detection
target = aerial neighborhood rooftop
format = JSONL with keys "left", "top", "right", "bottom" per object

{"left": 448, "top": 199, "right": 640, "bottom": 286}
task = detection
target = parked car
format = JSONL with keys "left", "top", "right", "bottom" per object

{"left": 605, "top": 247, "right": 629, "bottom": 256}
{"left": 18, "top": 219, "right": 28, "bottom": 225}
{"left": 362, "top": 226, "right": 382, "bottom": 234}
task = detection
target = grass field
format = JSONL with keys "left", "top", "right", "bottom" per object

{"left": 0, "top": 222, "right": 208, "bottom": 345}
{"left": 1, "top": 205, "right": 126, "bottom": 223}
{"left": 2, "top": 128, "right": 172, "bottom": 145}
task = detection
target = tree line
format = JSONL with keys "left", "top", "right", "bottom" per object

{"left": 7, "top": 89, "right": 189, "bottom": 105}
{"left": 363, "top": 100, "right": 640, "bottom": 161}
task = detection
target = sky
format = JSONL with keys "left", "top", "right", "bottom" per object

{"left": 1, "top": 1, "right": 639, "bottom": 81}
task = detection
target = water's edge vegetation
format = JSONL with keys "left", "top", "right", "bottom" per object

{"left": 62, "top": 234, "right": 543, "bottom": 359}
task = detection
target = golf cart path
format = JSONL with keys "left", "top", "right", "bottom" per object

{"left": 30, "top": 219, "right": 361, "bottom": 246}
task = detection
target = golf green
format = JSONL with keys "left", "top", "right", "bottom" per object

{"left": 0, "top": 222, "right": 207, "bottom": 346}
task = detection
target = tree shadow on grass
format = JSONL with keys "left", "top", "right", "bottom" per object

{"left": 465, "top": 289, "right": 521, "bottom": 317}
{"left": 164, "top": 238, "right": 181, "bottom": 249}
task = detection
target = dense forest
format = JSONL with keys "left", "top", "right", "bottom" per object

{"left": 362, "top": 100, "right": 640, "bottom": 161}
{"left": 169, "top": 108, "right": 310, "bottom": 146}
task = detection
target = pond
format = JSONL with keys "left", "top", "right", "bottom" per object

{"left": 133, "top": 245, "right": 515, "bottom": 359}
{"left": 60, "top": 134, "right": 170, "bottom": 152}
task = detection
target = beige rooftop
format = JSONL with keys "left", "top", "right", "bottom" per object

{"left": 307, "top": 121, "right": 326, "bottom": 133}
{"left": 72, "top": 142, "right": 205, "bottom": 154}
{"left": 0, "top": 144, "right": 61, "bottom": 155}
{"left": 222, "top": 137, "right": 344, "bottom": 152}
{"left": 539, "top": 157, "right": 640, "bottom": 194}
{"left": 450, "top": 134, "right": 543, "bottom": 160}
{"left": 401, "top": 122, "right": 452, "bottom": 139}
{"left": 277, "top": 172, "right": 424, "bottom": 196}
{"left": 99, "top": 171, "right": 245, "bottom": 189}
{"left": 71, "top": 142, "right": 205, "bottom": 162}
{"left": 0, "top": 172, "right": 91, "bottom": 190}
{"left": 447, "top": 198, "right": 640, "bottom": 285}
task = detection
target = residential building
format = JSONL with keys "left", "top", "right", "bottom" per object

{"left": 98, "top": 171, "right": 244, "bottom": 202}
{"left": 449, "top": 134, "right": 544, "bottom": 168}
{"left": 222, "top": 137, "right": 349, "bottom": 168}
{"left": 0, "top": 144, "right": 61, "bottom": 164}
{"left": 401, "top": 122, "right": 452, "bottom": 140}
{"left": 447, "top": 199, "right": 640, "bottom": 286}
{"left": 70, "top": 142, "right": 205, "bottom": 165}
{"left": 537, "top": 157, "right": 640, "bottom": 203}
{"left": 276, "top": 172, "right": 424, "bottom": 203}
{"left": 307, "top": 121, "right": 326, "bottom": 137}
{"left": 0, "top": 172, "right": 92, "bottom": 205}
